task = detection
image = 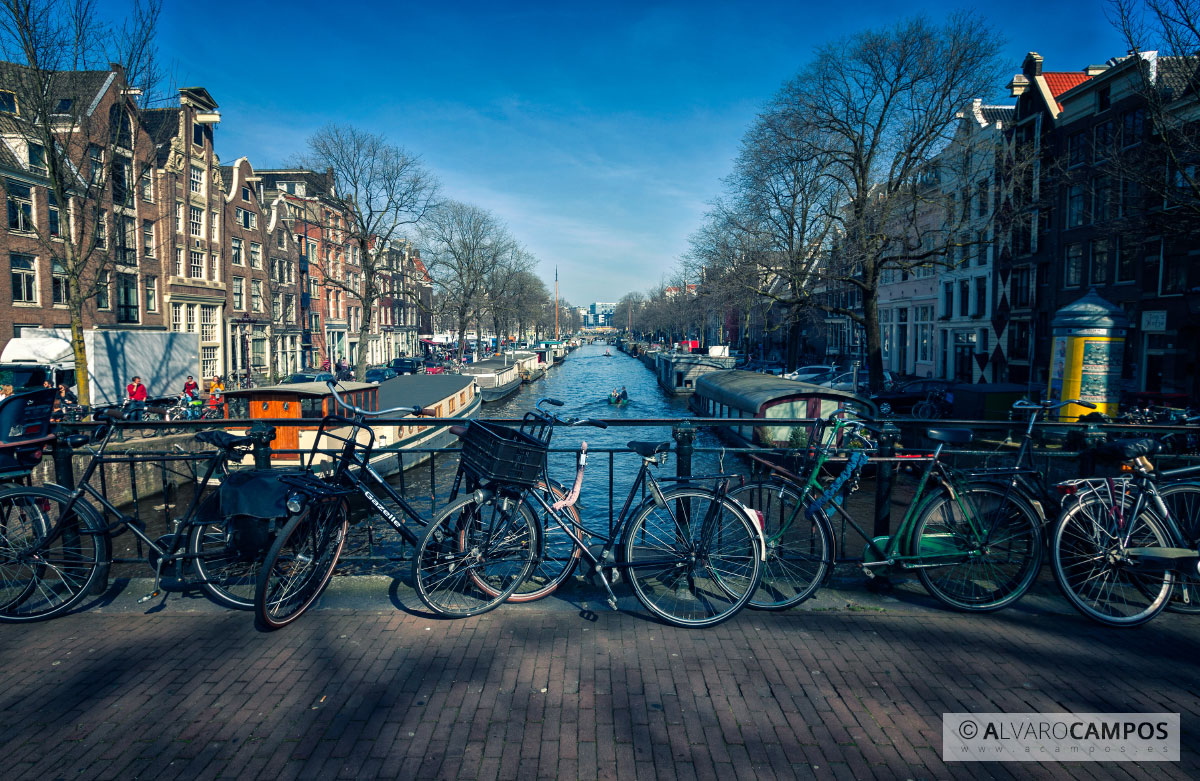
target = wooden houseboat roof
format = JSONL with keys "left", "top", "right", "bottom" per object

{"left": 460, "top": 358, "right": 519, "bottom": 375}
{"left": 377, "top": 373, "right": 476, "bottom": 410}
{"left": 224, "top": 381, "right": 375, "bottom": 397}
{"left": 695, "top": 370, "right": 874, "bottom": 413}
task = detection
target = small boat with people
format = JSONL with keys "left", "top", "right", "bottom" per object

{"left": 608, "top": 386, "right": 630, "bottom": 406}
{"left": 604, "top": 349, "right": 612, "bottom": 357}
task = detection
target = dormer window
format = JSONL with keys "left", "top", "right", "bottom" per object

{"left": 192, "top": 121, "right": 204, "bottom": 147}
{"left": 242, "top": 185, "right": 250, "bottom": 202}
{"left": 0, "top": 90, "right": 17, "bottom": 114}
{"left": 28, "top": 143, "right": 46, "bottom": 174}
{"left": 53, "top": 98, "right": 72, "bottom": 115}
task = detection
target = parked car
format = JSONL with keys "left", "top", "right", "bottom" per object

{"left": 819, "top": 370, "right": 894, "bottom": 393}
{"left": 744, "top": 360, "right": 785, "bottom": 375}
{"left": 423, "top": 361, "right": 445, "bottom": 375}
{"left": 784, "top": 364, "right": 838, "bottom": 382}
{"left": 282, "top": 371, "right": 335, "bottom": 385}
{"left": 870, "top": 379, "right": 956, "bottom": 414}
{"left": 389, "top": 357, "right": 424, "bottom": 376}
{"left": 364, "top": 367, "right": 397, "bottom": 384}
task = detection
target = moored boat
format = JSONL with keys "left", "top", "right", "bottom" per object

{"left": 460, "top": 357, "right": 522, "bottom": 403}
{"left": 690, "top": 370, "right": 876, "bottom": 448}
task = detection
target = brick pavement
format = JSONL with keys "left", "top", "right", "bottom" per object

{"left": 1, "top": 583, "right": 1198, "bottom": 780}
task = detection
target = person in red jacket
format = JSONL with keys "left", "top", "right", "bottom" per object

{"left": 182, "top": 376, "right": 199, "bottom": 398}
{"left": 126, "top": 376, "right": 148, "bottom": 420}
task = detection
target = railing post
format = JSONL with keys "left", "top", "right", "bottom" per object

{"left": 873, "top": 421, "right": 900, "bottom": 538}
{"left": 250, "top": 422, "right": 273, "bottom": 470}
{"left": 52, "top": 422, "right": 75, "bottom": 490}
{"left": 672, "top": 421, "right": 694, "bottom": 480}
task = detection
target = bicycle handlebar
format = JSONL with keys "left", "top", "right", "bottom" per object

{"left": 1012, "top": 398, "right": 1097, "bottom": 412}
{"left": 325, "top": 381, "right": 435, "bottom": 418}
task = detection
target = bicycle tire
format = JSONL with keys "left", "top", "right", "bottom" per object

{"left": 1160, "top": 482, "right": 1200, "bottom": 614}
{"left": 470, "top": 480, "right": 583, "bottom": 603}
{"left": 623, "top": 487, "right": 762, "bottom": 628}
{"left": 728, "top": 479, "right": 834, "bottom": 610}
{"left": 911, "top": 485, "right": 1042, "bottom": 611}
{"left": 412, "top": 492, "right": 539, "bottom": 617}
{"left": 913, "top": 401, "right": 937, "bottom": 420}
{"left": 254, "top": 498, "right": 349, "bottom": 630}
{"left": 1051, "top": 494, "right": 1173, "bottom": 627}
{"left": 138, "top": 410, "right": 163, "bottom": 438}
{"left": 0, "top": 484, "right": 110, "bottom": 622}
{"left": 189, "top": 512, "right": 274, "bottom": 610}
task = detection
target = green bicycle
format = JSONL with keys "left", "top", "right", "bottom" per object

{"left": 731, "top": 415, "right": 1043, "bottom": 612}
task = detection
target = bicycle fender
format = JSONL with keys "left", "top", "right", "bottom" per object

{"left": 731, "top": 499, "right": 768, "bottom": 562}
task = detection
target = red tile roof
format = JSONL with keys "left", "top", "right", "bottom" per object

{"left": 1042, "top": 72, "right": 1093, "bottom": 110}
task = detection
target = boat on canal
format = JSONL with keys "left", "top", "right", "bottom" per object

{"left": 459, "top": 357, "right": 523, "bottom": 403}
{"left": 509, "top": 350, "right": 545, "bottom": 383}
{"left": 222, "top": 374, "right": 480, "bottom": 471}
{"left": 690, "top": 370, "right": 877, "bottom": 448}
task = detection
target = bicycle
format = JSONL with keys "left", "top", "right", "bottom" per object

{"left": 1049, "top": 438, "right": 1200, "bottom": 626}
{"left": 731, "top": 410, "right": 1043, "bottom": 612}
{"left": 0, "top": 411, "right": 334, "bottom": 622}
{"left": 412, "top": 398, "right": 766, "bottom": 627}
{"left": 912, "top": 387, "right": 949, "bottom": 420}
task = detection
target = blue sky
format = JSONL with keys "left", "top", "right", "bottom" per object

{"left": 149, "top": 0, "right": 1127, "bottom": 305}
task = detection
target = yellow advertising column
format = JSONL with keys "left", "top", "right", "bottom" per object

{"left": 1047, "top": 290, "right": 1129, "bottom": 421}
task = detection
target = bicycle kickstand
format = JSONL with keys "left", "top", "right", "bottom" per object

{"left": 138, "top": 551, "right": 169, "bottom": 605}
{"left": 591, "top": 563, "right": 619, "bottom": 611}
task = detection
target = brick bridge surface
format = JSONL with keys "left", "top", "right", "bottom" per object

{"left": 0, "top": 584, "right": 1197, "bottom": 780}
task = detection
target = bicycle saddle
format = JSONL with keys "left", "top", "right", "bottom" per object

{"left": 1097, "top": 438, "right": 1162, "bottom": 462}
{"left": 926, "top": 428, "right": 973, "bottom": 445}
{"left": 627, "top": 440, "right": 671, "bottom": 458}
{"left": 195, "top": 430, "right": 255, "bottom": 450}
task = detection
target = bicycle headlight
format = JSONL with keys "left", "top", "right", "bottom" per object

{"left": 286, "top": 493, "right": 304, "bottom": 514}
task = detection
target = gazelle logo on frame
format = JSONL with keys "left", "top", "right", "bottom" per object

{"left": 943, "top": 712, "right": 1179, "bottom": 762}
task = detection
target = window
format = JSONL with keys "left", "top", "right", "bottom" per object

{"left": 175, "top": 201, "right": 183, "bottom": 233}
{"left": 189, "top": 250, "right": 204, "bottom": 279}
{"left": 51, "top": 260, "right": 67, "bottom": 304}
{"left": 88, "top": 145, "right": 103, "bottom": 184}
{"left": 1098, "top": 85, "right": 1111, "bottom": 112}
{"left": 1122, "top": 108, "right": 1144, "bottom": 147}
{"left": 232, "top": 277, "right": 244, "bottom": 310}
{"left": 93, "top": 210, "right": 106, "bottom": 249}
{"left": 942, "top": 282, "right": 953, "bottom": 317}
{"left": 958, "top": 279, "right": 969, "bottom": 317}
{"left": 142, "top": 220, "right": 154, "bottom": 257}
{"left": 111, "top": 158, "right": 131, "bottom": 205}
{"left": 171, "top": 302, "right": 182, "bottom": 332}
{"left": 210, "top": 252, "right": 219, "bottom": 281}
{"left": 250, "top": 242, "right": 262, "bottom": 269}
{"left": 1090, "top": 239, "right": 1109, "bottom": 286}
{"left": 235, "top": 207, "right": 257, "bottom": 229}
{"left": 974, "top": 231, "right": 986, "bottom": 266}
{"left": 1094, "top": 120, "right": 1113, "bottom": 160}
{"left": 251, "top": 278, "right": 263, "bottom": 311}
{"left": 185, "top": 303, "right": 196, "bottom": 333}
{"left": 201, "top": 346, "right": 217, "bottom": 381}
{"left": 140, "top": 169, "right": 153, "bottom": 202}
{"left": 6, "top": 179, "right": 33, "bottom": 231}
{"left": 210, "top": 211, "right": 219, "bottom": 241}
{"left": 974, "top": 277, "right": 987, "bottom": 316}
{"left": 1169, "top": 164, "right": 1197, "bottom": 208}
{"left": 0, "top": 91, "right": 16, "bottom": 114}
{"left": 117, "top": 216, "right": 136, "bottom": 263}
{"left": 285, "top": 294, "right": 296, "bottom": 321}
{"left": 1065, "top": 243, "right": 1083, "bottom": 286}
{"left": 188, "top": 206, "right": 203, "bottom": 237}
{"left": 231, "top": 237, "right": 243, "bottom": 266}
{"left": 192, "top": 121, "right": 204, "bottom": 146}
{"left": 1067, "top": 184, "right": 1086, "bottom": 227}
{"left": 1092, "top": 176, "right": 1111, "bottom": 223}
{"left": 27, "top": 142, "right": 46, "bottom": 174}
{"left": 242, "top": 186, "right": 250, "bottom": 202}
{"left": 144, "top": 275, "right": 157, "bottom": 312}
{"left": 273, "top": 292, "right": 283, "bottom": 321}
{"left": 10, "top": 253, "right": 36, "bottom": 303}
{"left": 200, "top": 305, "right": 217, "bottom": 342}
{"left": 173, "top": 247, "right": 183, "bottom": 277}
{"left": 96, "top": 270, "right": 110, "bottom": 310}
{"left": 189, "top": 166, "right": 204, "bottom": 194}
{"left": 116, "top": 273, "right": 138, "bottom": 323}
{"left": 1160, "top": 252, "right": 1185, "bottom": 295}
{"left": 1115, "top": 237, "right": 1136, "bottom": 283}
{"left": 48, "top": 191, "right": 60, "bottom": 237}
{"left": 1068, "top": 131, "right": 1087, "bottom": 167}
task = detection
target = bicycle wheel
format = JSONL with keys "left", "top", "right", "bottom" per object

{"left": 189, "top": 511, "right": 275, "bottom": 610}
{"left": 913, "top": 401, "right": 937, "bottom": 420}
{"left": 728, "top": 479, "right": 833, "bottom": 610}
{"left": 1052, "top": 494, "right": 1174, "bottom": 626}
{"left": 255, "top": 498, "right": 349, "bottom": 630}
{"left": 138, "top": 410, "right": 163, "bottom": 438}
{"left": 912, "top": 485, "right": 1042, "bottom": 611}
{"left": 623, "top": 488, "right": 763, "bottom": 627}
{"left": 1160, "top": 483, "right": 1200, "bottom": 614}
{"left": 0, "top": 485, "right": 109, "bottom": 622}
{"left": 412, "top": 492, "right": 539, "bottom": 617}
{"left": 504, "top": 480, "right": 583, "bottom": 602}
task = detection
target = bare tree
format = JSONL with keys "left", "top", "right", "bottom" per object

{"left": 509, "top": 269, "right": 549, "bottom": 342}
{"left": 0, "top": 0, "right": 162, "bottom": 405}
{"left": 483, "top": 246, "right": 536, "bottom": 346}
{"left": 420, "top": 200, "right": 516, "bottom": 362}
{"left": 300, "top": 124, "right": 438, "bottom": 379}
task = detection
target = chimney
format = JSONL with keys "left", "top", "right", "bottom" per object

{"left": 1007, "top": 73, "right": 1030, "bottom": 97}
{"left": 1023, "top": 52, "right": 1043, "bottom": 78}
{"left": 1084, "top": 64, "right": 1108, "bottom": 76}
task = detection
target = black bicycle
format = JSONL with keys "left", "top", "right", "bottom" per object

{"left": 0, "top": 410, "right": 333, "bottom": 622}
{"left": 411, "top": 399, "right": 766, "bottom": 627}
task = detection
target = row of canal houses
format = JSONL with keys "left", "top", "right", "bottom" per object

{"left": 739, "top": 51, "right": 1199, "bottom": 402}
{"left": 0, "top": 62, "right": 433, "bottom": 384}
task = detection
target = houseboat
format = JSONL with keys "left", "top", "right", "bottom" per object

{"left": 655, "top": 350, "right": 737, "bottom": 396}
{"left": 222, "top": 374, "right": 480, "bottom": 473}
{"left": 509, "top": 350, "right": 545, "bottom": 383}
{"left": 690, "top": 370, "right": 877, "bottom": 448}
{"left": 459, "top": 357, "right": 522, "bottom": 403}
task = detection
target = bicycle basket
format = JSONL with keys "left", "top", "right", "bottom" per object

{"left": 459, "top": 420, "right": 547, "bottom": 486}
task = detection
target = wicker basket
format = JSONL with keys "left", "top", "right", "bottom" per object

{"left": 459, "top": 420, "right": 547, "bottom": 487}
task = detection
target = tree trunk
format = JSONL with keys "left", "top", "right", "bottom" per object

{"left": 862, "top": 283, "right": 885, "bottom": 393}
{"left": 70, "top": 308, "right": 91, "bottom": 407}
